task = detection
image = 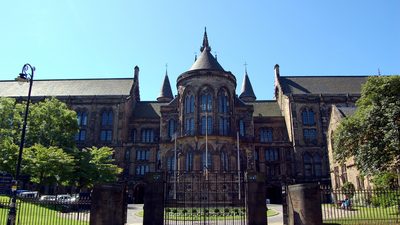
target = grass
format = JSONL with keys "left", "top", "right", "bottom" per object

{"left": 0, "top": 196, "right": 89, "bottom": 225}
{"left": 136, "top": 207, "right": 279, "bottom": 221}
{"left": 323, "top": 205, "right": 400, "bottom": 225}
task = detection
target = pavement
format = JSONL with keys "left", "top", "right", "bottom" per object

{"left": 126, "top": 204, "right": 284, "bottom": 225}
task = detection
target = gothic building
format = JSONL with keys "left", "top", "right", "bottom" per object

{"left": 0, "top": 30, "right": 369, "bottom": 203}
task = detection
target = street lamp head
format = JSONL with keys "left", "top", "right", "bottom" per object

{"left": 16, "top": 73, "right": 28, "bottom": 82}
{"left": 16, "top": 63, "right": 35, "bottom": 82}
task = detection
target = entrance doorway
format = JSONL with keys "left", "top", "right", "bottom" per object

{"left": 133, "top": 184, "right": 145, "bottom": 204}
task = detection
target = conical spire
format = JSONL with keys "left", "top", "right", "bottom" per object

{"left": 190, "top": 28, "right": 224, "bottom": 71}
{"left": 200, "top": 27, "right": 211, "bottom": 52}
{"left": 239, "top": 69, "right": 256, "bottom": 102}
{"left": 157, "top": 70, "right": 173, "bottom": 102}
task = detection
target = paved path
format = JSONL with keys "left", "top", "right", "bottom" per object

{"left": 126, "top": 204, "right": 284, "bottom": 225}
{"left": 126, "top": 204, "right": 144, "bottom": 225}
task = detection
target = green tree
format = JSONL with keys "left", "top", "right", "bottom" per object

{"left": 0, "top": 98, "right": 24, "bottom": 174}
{"left": 334, "top": 76, "right": 400, "bottom": 174}
{"left": 26, "top": 98, "right": 78, "bottom": 151}
{"left": 22, "top": 144, "right": 75, "bottom": 186}
{"left": 75, "top": 146, "right": 122, "bottom": 189}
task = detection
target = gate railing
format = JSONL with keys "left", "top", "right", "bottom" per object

{"left": 320, "top": 186, "right": 400, "bottom": 224}
{"left": 164, "top": 170, "right": 247, "bottom": 225}
{"left": 0, "top": 195, "right": 90, "bottom": 225}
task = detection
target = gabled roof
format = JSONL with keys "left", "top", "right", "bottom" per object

{"left": 337, "top": 106, "right": 357, "bottom": 117}
{"left": 250, "top": 100, "right": 283, "bottom": 117}
{"left": 278, "top": 76, "right": 368, "bottom": 95}
{"left": 0, "top": 78, "right": 134, "bottom": 97}
{"left": 132, "top": 101, "right": 167, "bottom": 119}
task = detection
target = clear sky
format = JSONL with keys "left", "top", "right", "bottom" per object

{"left": 1, "top": 0, "right": 399, "bottom": 100}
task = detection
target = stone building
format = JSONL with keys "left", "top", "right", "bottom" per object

{"left": 327, "top": 105, "right": 373, "bottom": 190}
{"left": 0, "top": 30, "right": 371, "bottom": 203}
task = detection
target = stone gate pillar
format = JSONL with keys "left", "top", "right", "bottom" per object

{"left": 287, "top": 183, "right": 322, "bottom": 225}
{"left": 90, "top": 184, "right": 127, "bottom": 225}
{"left": 143, "top": 172, "right": 164, "bottom": 225}
{"left": 246, "top": 172, "right": 267, "bottom": 225}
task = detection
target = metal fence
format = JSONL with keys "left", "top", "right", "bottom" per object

{"left": 320, "top": 187, "right": 400, "bottom": 225}
{"left": 0, "top": 195, "right": 90, "bottom": 225}
{"left": 164, "top": 171, "right": 247, "bottom": 225}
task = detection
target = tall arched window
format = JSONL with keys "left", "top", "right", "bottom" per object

{"left": 314, "top": 154, "right": 322, "bottom": 177}
{"left": 302, "top": 109, "right": 315, "bottom": 125}
{"left": 303, "top": 153, "right": 313, "bottom": 177}
{"left": 184, "top": 92, "right": 195, "bottom": 135}
{"left": 167, "top": 155, "right": 176, "bottom": 172}
{"left": 168, "top": 119, "right": 176, "bottom": 138}
{"left": 100, "top": 110, "right": 113, "bottom": 142}
{"left": 218, "top": 89, "right": 230, "bottom": 136}
{"left": 186, "top": 151, "right": 193, "bottom": 171}
{"left": 76, "top": 111, "right": 88, "bottom": 141}
{"left": 200, "top": 91, "right": 212, "bottom": 112}
{"left": 200, "top": 88, "right": 213, "bottom": 135}
{"left": 239, "top": 119, "right": 245, "bottom": 137}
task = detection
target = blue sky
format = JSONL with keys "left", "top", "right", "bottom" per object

{"left": 1, "top": 0, "right": 399, "bottom": 100}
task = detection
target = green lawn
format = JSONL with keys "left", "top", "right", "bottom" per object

{"left": 0, "top": 196, "right": 89, "bottom": 225}
{"left": 323, "top": 205, "right": 400, "bottom": 225}
{"left": 136, "top": 207, "right": 279, "bottom": 221}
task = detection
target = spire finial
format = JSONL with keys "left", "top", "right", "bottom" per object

{"left": 165, "top": 63, "right": 168, "bottom": 76}
{"left": 200, "top": 27, "right": 211, "bottom": 52}
{"left": 244, "top": 62, "right": 248, "bottom": 75}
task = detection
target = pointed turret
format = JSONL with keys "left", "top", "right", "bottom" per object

{"left": 157, "top": 70, "right": 173, "bottom": 102}
{"left": 189, "top": 28, "right": 224, "bottom": 71}
{"left": 239, "top": 68, "right": 256, "bottom": 102}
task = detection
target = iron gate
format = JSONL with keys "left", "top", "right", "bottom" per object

{"left": 164, "top": 171, "right": 247, "bottom": 225}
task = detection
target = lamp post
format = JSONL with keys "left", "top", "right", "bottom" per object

{"left": 7, "top": 63, "right": 35, "bottom": 225}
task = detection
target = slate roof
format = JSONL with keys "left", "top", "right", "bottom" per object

{"left": 157, "top": 74, "right": 173, "bottom": 101}
{"left": 0, "top": 78, "right": 134, "bottom": 97}
{"left": 250, "top": 101, "right": 283, "bottom": 117}
{"left": 239, "top": 72, "right": 256, "bottom": 101}
{"left": 132, "top": 101, "right": 167, "bottom": 119}
{"left": 337, "top": 106, "right": 357, "bottom": 117}
{"left": 189, "top": 28, "right": 224, "bottom": 72}
{"left": 278, "top": 76, "right": 368, "bottom": 95}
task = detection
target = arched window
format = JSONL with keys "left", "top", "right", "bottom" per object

{"left": 101, "top": 110, "right": 113, "bottom": 126}
{"left": 167, "top": 155, "right": 176, "bottom": 172}
{"left": 168, "top": 119, "right": 176, "bottom": 138}
{"left": 184, "top": 92, "right": 195, "bottom": 135}
{"left": 260, "top": 128, "right": 273, "bottom": 142}
{"left": 221, "top": 151, "right": 229, "bottom": 171}
{"left": 186, "top": 151, "right": 193, "bottom": 171}
{"left": 200, "top": 91, "right": 212, "bottom": 112}
{"left": 202, "top": 151, "right": 212, "bottom": 170}
{"left": 218, "top": 90, "right": 229, "bottom": 113}
{"left": 303, "top": 153, "right": 313, "bottom": 177}
{"left": 185, "top": 93, "right": 194, "bottom": 114}
{"left": 239, "top": 119, "right": 245, "bottom": 137}
{"left": 201, "top": 116, "right": 213, "bottom": 135}
{"left": 76, "top": 111, "right": 88, "bottom": 142}
{"left": 100, "top": 110, "right": 113, "bottom": 142}
{"left": 302, "top": 109, "right": 315, "bottom": 125}
{"left": 218, "top": 89, "right": 230, "bottom": 136}
{"left": 314, "top": 154, "right": 322, "bottom": 177}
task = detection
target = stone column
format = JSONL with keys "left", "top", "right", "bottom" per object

{"left": 90, "top": 184, "right": 126, "bottom": 225}
{"left": 246, "top": 172, "right": 267, "bottom": 225}
{"left": 287, "top": 183, "right": 322, "bottom": 225}
{"left": 143, "top": 172, "right": 164, "bottom": 225}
